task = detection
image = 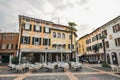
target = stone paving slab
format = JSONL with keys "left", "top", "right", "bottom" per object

{"left": 0, "top": 77, "right": 17, "bottom": 80}
{"left": 0, "top": 68, "right": 28, "bottom": 74}
{"left": 69, "top": 67, "right": 98, "bottom": 73}
{"left": 75, "top": 74, "right": 120, "bottom": 80}
{"left": 93, "top": 67, "right": 111, "bottom": 72}
{"left": 24, "top": 75, "right": 69, "bottom": 80}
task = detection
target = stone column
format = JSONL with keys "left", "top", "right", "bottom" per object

{"left": 39, "top": 54, "right": 41, "bottom": 63}
{"left": 9, "top": 55, "right": 12, "bottom": 64}
{"left": 56, "top": 54, "right": 58, "bottom": 62}
{"left": 45, "top": 53, "right": 47, "bottom": 63}
{"left": 42, "top": 54, "right": 44, "bottom": 63}
{"left": 109, "top": 53, "right": 113, "bottom": 64}
{"left": 68, "top": 54, "right": 70, "bottom": 61}
{"left": 19, "top": 51, "right": 22, "bottom": 64}
{"left": 61, "top": 53, "right": 62, "bottom": 62}
{"left": 16, "top": 50, "right": 19, "bottom": 57}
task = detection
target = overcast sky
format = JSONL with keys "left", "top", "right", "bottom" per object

{"left": 0, "top": 0, "right": 120, "bottom": 39}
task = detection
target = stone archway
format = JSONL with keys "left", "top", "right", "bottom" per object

{"left": 111, "top": 52, "right": 118, "bottom": 65}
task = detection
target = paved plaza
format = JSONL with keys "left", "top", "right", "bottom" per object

{"left": 0, "top": 63, "right": 120, "bottom": 80}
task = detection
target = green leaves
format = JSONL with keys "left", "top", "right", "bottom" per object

{"left": 68, "top": 22, "right": 77, "bottom": 31}
{"left": 100, "top": 35, "right": 107, "bottom": 40}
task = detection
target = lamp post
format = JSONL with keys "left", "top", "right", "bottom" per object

{"left": 101, "top": 36, "right": 107, "bottom": 63}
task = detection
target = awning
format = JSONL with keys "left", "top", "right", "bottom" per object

{"left": 77, "top": 54, "right": 84, "bottom": 57}
{"left": 20, "top": 49, "right": 72, "bottom": 53}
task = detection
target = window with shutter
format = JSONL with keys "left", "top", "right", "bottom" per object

{"left": 68, "top": 44, "right": 70, "bottom": 49}
{"left": 102, "top": 30, "right": 107, "bottom": 37}
{"left": 112, "top": 24, "right": 120, "bottom": 33}
{"left": 118, "top": 38, "right": 120, "bottom": 46}
{"left": 40, "top": 26, "right": 42, "bottom": 32}
{"left": 62, "top": 33, "right": 65, "bottom": 39}
{"left": 43, "top": 27, "right": 45, "bottom": 33}
{"left": 21, "top": 36, "right": 30, "bottom": 44}
{"left": 119, "top": 24, "right": 120, "bottom": 30}
{"left": 24, "top": 23, "right": 32, "bottom": 31}
{"left": 34, "top": 25, "right": 36, "bottom": 31}
{"left": 30, "top": 25, "right": 32, "bottom": 30}
{"left": 25, "top": 24, "right": 30, "bottom": 29}
{"left": 2, "top": 44, "right": 7, "bottom": 49}
{"left": 113, "top": 26, "right": 115, "bottom": 33}
{"left": 43, "top": 38, "right": 50, "bottom": 46}
{"left": 53, "top": 32, "right": 56, "bottom": 38}
{"left": 57, "top": 33, "right": 61, "bottom": 38}
{"left": 28, "top": 37, "right": 30, "bottom": 44}
{"left": 35, "top": 25, "right": 41, "bottom": 31}
{"left": 32, "top": 37, "right": 41, "bottom": 45}
{"left": 32, "top": 37, "right": 34, "bottom": 45}
{"left": 43, "top": 38, "right": 45, "bottom": 45}
{"left": 105, "top": 41, "right": 109, "bottom": 48}
{"left": 39, "top": 38, "right": 41, "bottom": 45}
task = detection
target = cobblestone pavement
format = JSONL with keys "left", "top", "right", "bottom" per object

{"left": 93, "top": 67, "right": 111, "bottom": 72}
{"left": 0, "top": 77, "right": 17, "bottom": 80}
{"left": 69, "top": 67, "right": 98, "bottom": 72}
{"left": 0, "top": 63, "right": 120, "bottom": 80}
{"left": 24, "top": 75, "right": 69, "bottom": 80}
{"left": 75, "top": 74, "right": 120, "bottom": 80}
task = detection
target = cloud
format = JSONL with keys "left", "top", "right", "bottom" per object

{"left": 0, "top": 0, "right": 120, "bottom": 39}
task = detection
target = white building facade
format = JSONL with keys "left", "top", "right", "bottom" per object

{"left": 85, "top": 16, "right": 120, "bottom": 65}
{"left": 101, "top": 16, "right": 120, "bottom": 65}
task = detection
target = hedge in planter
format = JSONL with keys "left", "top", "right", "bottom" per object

{"left": 101, "top": 61, "right": 110, "bottom": 67}
{"left": 11, "top": 56, "right": 19, "bottom": 65}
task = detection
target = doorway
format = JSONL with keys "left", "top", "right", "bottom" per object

{"left": 112, "top": 52, "right": 118, "bottom": 65}
{"left": 2, "top": 55, "right": 9, "bottom": 63}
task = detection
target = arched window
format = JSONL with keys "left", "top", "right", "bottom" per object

{"left": 53, "top": 32, "right": 56, "bottom": 38}
{"left": 57, "top": 33, "right": 61, "bottom": 38}
{"left": 62, "top": 33, "right": 65, "bottom": 39}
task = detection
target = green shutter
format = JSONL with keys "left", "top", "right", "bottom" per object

{"left": 43, "top": 27, "right": 45, "bottom": 33}
{"left": 49, "top": 39, "right": 50, "bottom": 46}
{"left": 40, "top": 26, "right": 42, "bottom": 32}
{"left": 68, "top": 44, "right": 70, "bottom": 49}
{"left": 39, "top": 38, "right": 41, "bottom": 45}
{"left": 34, "top": 25, "right": 36, "bottom": 31}
{"left": 32, "top": 37, "right": 34, "bottom": 45}
{"left": 30, "top": 25, "right": 32, "bottom": 30}
{"left": 28, "top": 37, "right": 30, "bottom": 44}
{"left": 43, "top": 38, "right": 45, "bottom": 45}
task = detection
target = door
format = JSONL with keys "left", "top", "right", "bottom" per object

{"left": 112, "top": 52, "right": 118, "bottom": 65}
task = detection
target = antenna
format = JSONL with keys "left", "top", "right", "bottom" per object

{"left": 51, "top": 17, "right": 60, "bottom": 24}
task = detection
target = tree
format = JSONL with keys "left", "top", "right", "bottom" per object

{"left": 68, "top": 22, "right": 77, "bottom": 61}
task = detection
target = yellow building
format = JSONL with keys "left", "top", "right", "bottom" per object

{"left": 18, "top": 15, "right": 77, "bottom": 63}
{"left": 77, "top": 34, "right": 87, "bottom": 56}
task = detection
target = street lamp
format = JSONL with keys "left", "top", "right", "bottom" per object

{"left": 101, "top": 36, "right": 107, "bottom": 63}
